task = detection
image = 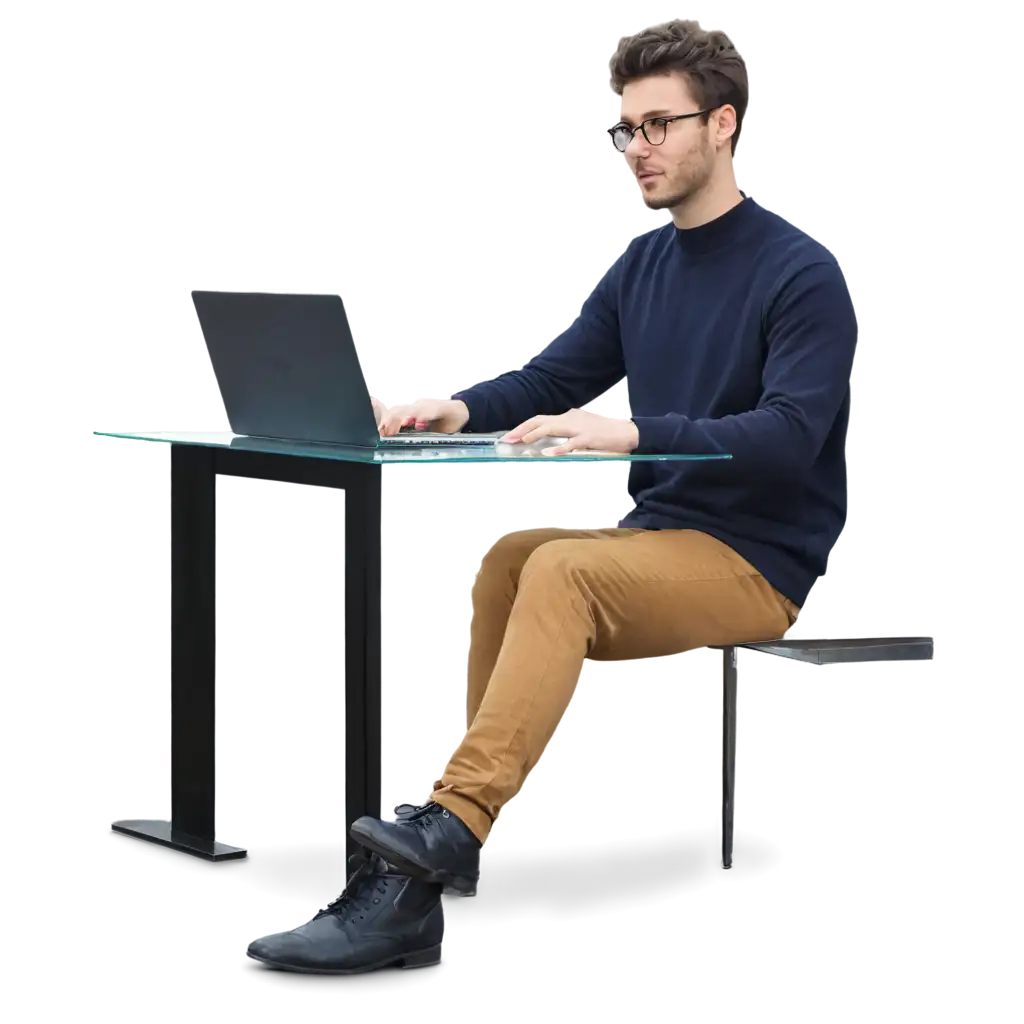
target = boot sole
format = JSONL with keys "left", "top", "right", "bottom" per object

{"left": 349, "top": 822, "right": 478, "bottom": 896}
{"left": 247, "top": 942, "right": 441, "bottom": 974}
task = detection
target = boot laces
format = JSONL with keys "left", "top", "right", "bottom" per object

{"left": 398, "top": 801, "right": 449, "bottom": 831}
{"left": 315, "top": 851, "right": 387, "bottom": 925}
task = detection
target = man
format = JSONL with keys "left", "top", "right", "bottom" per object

{"left": 247, "top": 17, "right": 857, "bottom": 974}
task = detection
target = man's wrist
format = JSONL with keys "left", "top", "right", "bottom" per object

{"left": 624, "top": 417, "right": 640, "bottom": 452}
{"left": 451, "top": 399, "right": 471, "bottom": 429}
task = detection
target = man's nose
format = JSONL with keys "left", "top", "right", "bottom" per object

{"left": 625, "top": 130, "right": 649, "bottom": 159}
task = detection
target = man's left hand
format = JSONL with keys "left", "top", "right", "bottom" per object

{"left": 500, "top": 408, "right": 640, "bottom": 455}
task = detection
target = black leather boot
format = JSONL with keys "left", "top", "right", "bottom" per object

{"left": 395, "top": 803, "right": 478, "bottom": 896}
{"left": 352, "top": 801, "right": 481, "bottom": 897}
{"left": 247, "top": 851, "right": 443, "bottom": 974}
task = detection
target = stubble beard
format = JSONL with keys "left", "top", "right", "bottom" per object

{"left": 642, "top": 131, "right": 713, "bottom": 211}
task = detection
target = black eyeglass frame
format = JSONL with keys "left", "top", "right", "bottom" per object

{"left": 607, "top": 108, "right": 717, "bottom": 151}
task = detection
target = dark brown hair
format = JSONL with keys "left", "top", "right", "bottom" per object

{"left": 609, "top": 19, "right": 748, "bottom": 155}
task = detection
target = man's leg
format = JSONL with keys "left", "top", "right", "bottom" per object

{"left": 429, "top": 528, "right": 799, "bottom": 844}
{"left": 464, "top": 527, "right": 645, "bottom": 729}
{"left": 249, "top": 532, "right": 641, "bottom": 972}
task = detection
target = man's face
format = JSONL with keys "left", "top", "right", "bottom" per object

{"left": 618, "top": 73, "right": 721, "bottom": 210}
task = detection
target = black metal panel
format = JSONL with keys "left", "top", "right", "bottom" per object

{"left": 170, "top": 444, "right": 217, "bottom": 840}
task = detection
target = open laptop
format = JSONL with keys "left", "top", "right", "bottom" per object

{"left": 191, "top": 290, "right": 503, "bottom": 448}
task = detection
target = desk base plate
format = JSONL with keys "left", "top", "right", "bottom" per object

{"left": 112, "top": 819, "right": 247, "bottom": 861}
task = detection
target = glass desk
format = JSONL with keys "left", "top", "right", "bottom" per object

{"left": 88, "top": 423, "right": 729, "bottom": 468}
{"left": 88, "top": 419, "right": 729, "bottom": 860}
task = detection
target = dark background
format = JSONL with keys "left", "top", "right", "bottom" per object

{"left": 6, "top": 6, "right": 1024, "bottom": 1015}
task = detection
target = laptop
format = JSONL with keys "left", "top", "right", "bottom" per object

{"left": 191, "top": 290, "right": 504, "bottom": 448}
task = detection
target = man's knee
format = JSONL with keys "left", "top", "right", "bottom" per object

{"left": 520, "top": 538, "right": 595, "bottom": 587}
{"left": 476, "top": 529, "right": 622, "bottom": 604}
{"left": 474, "top": 529, "right": 557, "bottom": 599}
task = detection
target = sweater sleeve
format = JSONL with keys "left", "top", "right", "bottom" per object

{"left": 630, "top": 260, "right": 857, "bottom": 477}
{"left": 450, "top": 250, "right": 628, "bottom": 432}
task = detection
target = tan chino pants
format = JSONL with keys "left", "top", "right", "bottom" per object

{"left": 428, "top": 527, "right": 801, "bottom": 843}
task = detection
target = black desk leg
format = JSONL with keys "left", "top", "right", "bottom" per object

{"left": 112, "top": 444, "right": 245, "bottom": 861}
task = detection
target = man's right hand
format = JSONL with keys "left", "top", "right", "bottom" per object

{"left": 377, "top": 398, "right": 471, "bottom": 437}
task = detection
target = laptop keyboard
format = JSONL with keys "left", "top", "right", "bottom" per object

{"left": 378, "top": 432, "right": 501, "bottom": 447}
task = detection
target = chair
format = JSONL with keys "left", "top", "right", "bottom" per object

{"left": 712, "top": 634, "right": 937, "bottom": 868}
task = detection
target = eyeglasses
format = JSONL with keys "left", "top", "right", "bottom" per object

{"left": 607, "top": 108, "right": 716, "bottom": 152}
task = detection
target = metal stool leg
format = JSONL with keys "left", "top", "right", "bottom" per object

{"left": 716, "top": 647, "right": 741, "bottom": 864}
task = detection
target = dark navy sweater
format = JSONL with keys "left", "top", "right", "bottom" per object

{"left": 452, "top": 193, "right": 858, "bottom": 607}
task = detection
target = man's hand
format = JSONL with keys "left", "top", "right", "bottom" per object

{"left": 370, "top": 395, "right": 387, "bottom": 428}
{"left": 501, "top": 408, "right": 640, "bottom": 455}
{"left": 377, "top": 398, "right": 471, "bottom": 437}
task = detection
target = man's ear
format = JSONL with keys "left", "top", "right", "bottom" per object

{"left": 715, "top": 105, "right": 737, "bottom": 148}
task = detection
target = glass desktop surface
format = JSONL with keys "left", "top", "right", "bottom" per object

{"left": 94, "top": 431, "right": 732, "bottom": 465}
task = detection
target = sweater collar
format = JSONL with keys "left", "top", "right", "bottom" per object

{"left": 673, "top": 191, "right": 758, "bottom": 256}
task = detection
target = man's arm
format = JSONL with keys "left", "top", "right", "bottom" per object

{"left": 450, "top": 250, "right": 629, "bottom": 432}
{"left": 630, "top": 261, "right": 858, "bottom": 477}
